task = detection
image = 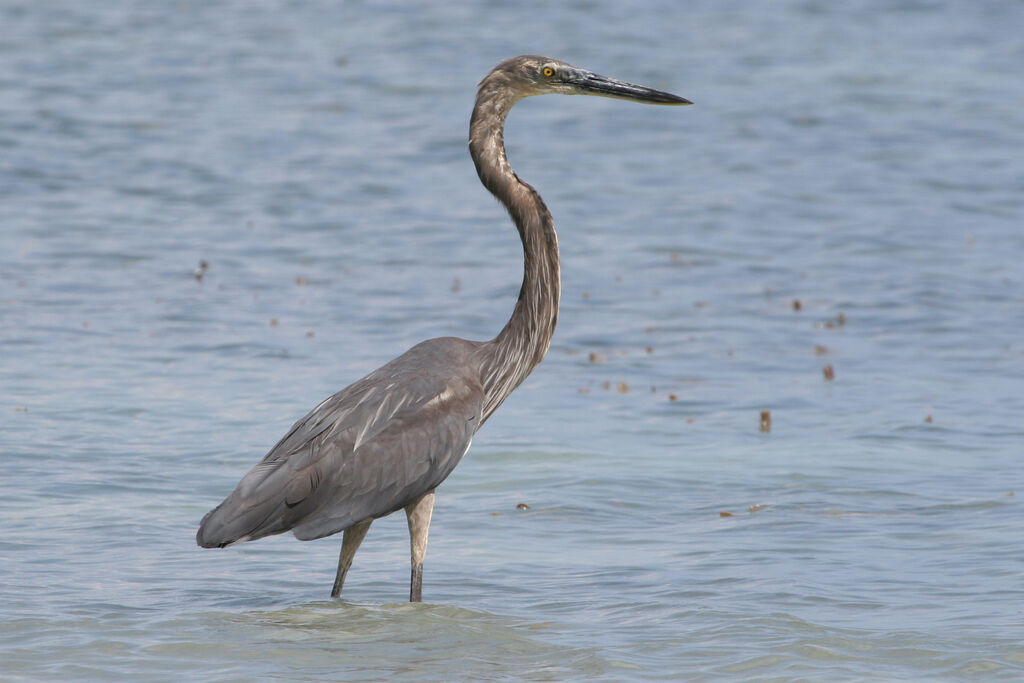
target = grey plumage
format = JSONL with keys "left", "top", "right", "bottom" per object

{"left": 197, "top": 338, "right": 483, "bottom": 547}
{"left": 197, "top": 55, "right": 690, "bottom": 601}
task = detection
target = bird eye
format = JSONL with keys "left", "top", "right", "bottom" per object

{"left": 542, "top": 66, "right": 555, "bottom": 78}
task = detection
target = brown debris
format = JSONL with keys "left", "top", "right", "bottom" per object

{"left": 823, "top": 364, "right": 835, "bottom": 381}
{"left": 760, "top": 410, "right": 771, "bottom": 433}
{"left": 516, "top": 503, "right": 530, "bottom": 510}
{"left": 820, "top": 312, "right": 847, "bottom": 329}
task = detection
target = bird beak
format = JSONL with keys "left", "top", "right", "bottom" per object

{"left": 568, "top": 70, "right": 692, "bottom": 105}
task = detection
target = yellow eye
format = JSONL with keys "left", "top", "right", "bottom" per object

{"left": 542, "top": 66, "right": 555, "bottom": 78}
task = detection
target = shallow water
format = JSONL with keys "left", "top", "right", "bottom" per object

{"left": 2, "top": 0, "right": 1024, "bottom": 679}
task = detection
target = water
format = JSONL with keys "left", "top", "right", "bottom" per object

{"left": 2, "top": 0, "right": 1023, "bottom": 679}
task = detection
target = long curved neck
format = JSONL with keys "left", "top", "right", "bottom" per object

{"left": 469, "top": 83, "right": 560, "bottom": 422}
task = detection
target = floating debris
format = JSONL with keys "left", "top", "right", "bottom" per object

{"left": 645, "top": 346, "right": 654, "bottom": 354}
{"left": 616, "top": 381, "right": 630, "bottom": 394}
{"left": 814, "top": 344, "right": 829, "bottom": 355}
{"left": 305, "top": 330, "right": 315, "bottom": 338}
{"left": 295, "top": 276, "right": 308, "bottom": 286}
{"left": 588, "top": 352, "right": 607, "bottom": 364}
{"left": 668, "top": 393, "right": 678, "bottom": 401}
{"left": 760, "top": 410, "right": 771, "bottom": 433}
{"left": 792, "top": 299, "right": 802, "bottom": 311}
{"left": 194, "top": 260, "right": 209, "bottom": 281}
{"left": 748, "top": 504, "right": 767, "bottom": 513}
{"left": 819, "top": 313, "right": 846, "bottom": 330}
{"left": 924, "top": 414, "right": 933, "bottom": 423}
{"left": 719, "top": 511, "right": 733, "bottom": 518}
{"left": 601, "top": 380, "right": 611, "bottom": 391}
{"left": 270, "top": 318, "right": 279, "bottom": 327}
{"left": 451, "top": 277, "right": 461, "bottom": 293}
{"left": 577, "top": 387, "right": 591, "bottom": 394}
{"left": 516, "top": 503, "right": 530, "bottom": 510}
{"left": 823, "top": 364, "right": 835, "bottom": 381}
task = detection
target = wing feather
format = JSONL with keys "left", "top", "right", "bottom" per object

{"left": 196, "top": 338, "right": 484, "bottom": 548}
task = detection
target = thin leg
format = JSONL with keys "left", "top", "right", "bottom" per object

{"left": 331, "top": 519, "right": 372, "bottom": 598}
{"left": 404, "top": 490, "right": 435, "bottom": 602}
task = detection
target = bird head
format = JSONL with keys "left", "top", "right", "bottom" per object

{"left": 482, "top": 55, "right": 691, "bottom": 106}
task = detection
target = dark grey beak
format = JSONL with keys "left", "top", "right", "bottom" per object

{"left": 568, "top": 70, "right": 692, "bottom": 105}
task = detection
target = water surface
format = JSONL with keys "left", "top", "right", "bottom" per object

{"left": 2, "top": 0, "right": 1023, "bottom": 679}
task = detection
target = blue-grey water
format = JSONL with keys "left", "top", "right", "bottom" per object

{"left": 2, "top": 0, "right": 1023, "bottom": 679}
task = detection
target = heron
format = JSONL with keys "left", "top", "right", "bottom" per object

{"left": 196, "top": 55, "right": 690, "bottom": 602}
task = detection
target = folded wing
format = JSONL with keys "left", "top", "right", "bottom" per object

{"left": 197, "top": 338, "right": 484, "bottom": 547}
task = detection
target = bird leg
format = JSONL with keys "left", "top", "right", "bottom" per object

{"left": 404, "top": 490, "right": 435, "bottom": 602}
{"left": 331, "top": 519, "right": 372, "bottom": 598}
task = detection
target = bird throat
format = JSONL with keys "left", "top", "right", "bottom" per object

{"left": 469, "top": 88, "right": 561, "bottom": 421}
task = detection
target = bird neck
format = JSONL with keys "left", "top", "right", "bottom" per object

{"left": 469, "top": 86, "right": 561, "bottom": 421}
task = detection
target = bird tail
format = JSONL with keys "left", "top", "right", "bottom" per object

{"left": 196, "top": 496, "right": 284, "bottom": 548}
{"left": 196, "top": 462, "right": 293, "bottom": 547}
